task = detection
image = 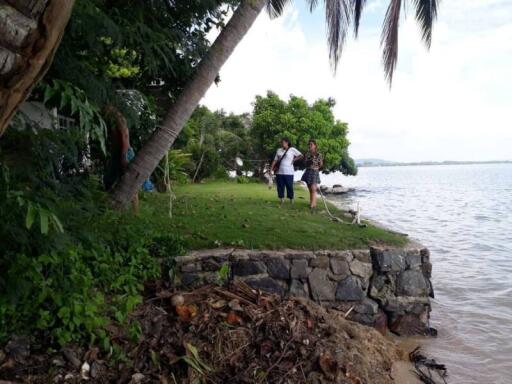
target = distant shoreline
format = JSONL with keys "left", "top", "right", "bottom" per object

{"left": 357, "top": 160, "right": 512, "bottom": 168}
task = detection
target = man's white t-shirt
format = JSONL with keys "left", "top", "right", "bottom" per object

{"left": 274, "top": 147, "right": 302, "bottom": 175}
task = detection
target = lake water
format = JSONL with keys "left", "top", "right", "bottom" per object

{"left": 320, "top": 163, "right": 512, "bottom": 384}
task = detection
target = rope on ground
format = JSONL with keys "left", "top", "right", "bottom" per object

{"left": 317, "top": 186, "right": 366, "bottom": 227}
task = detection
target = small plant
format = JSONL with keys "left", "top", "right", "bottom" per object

{"left": 217, "top": 263, "right": 230, "bottom": 285}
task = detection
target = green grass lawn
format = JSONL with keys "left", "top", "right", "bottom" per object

{"left": 140, "top": 181, "right": 407, "bottom": 251}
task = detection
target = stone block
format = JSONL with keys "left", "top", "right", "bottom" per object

{"left": 245, "top": 277, "right": 285, "bottom": 296}
{"left": 291, "top": 259, "right": 309, "bottom": 279}
{"left": 349, "top": 259, "right": 373, "bottom": 281}
{"left": 396, "top": 270, "right": 430, "bottom": 297}
{"left": 283, "top": 250, "right": 315, "bottom": 260}
{"left": 202, "top": 258, "right": 221, "bottom": 272}
{"left": 189, "top": 248, "right": 232, "bottom": 262}
{"left": 289, "top": 279, "right": 309, "bottom": 298}
{"left": 421, "top": 261, "right": 433, "bottom": 279}
{"left": 369, "top": 274, "right": 396, "bottom": 303}
{"left": 266, "top": 258, "right": 290, "bottom": 280}
{"left": 308, "top": 268, "right": 335, "bottom": 301}
{"left": 371, "top": 247, "right": 405, "bottom": 272}
{"left": 330, "top": 257, "right": 350, "bottom": 275}
{"left": 181, "top": 273, "right": 201, "bottom": 288}
{"left": 232, "top": 260, "right": 266, "bottom": 276}
{"left": 420, "top": 248, "right": 430, "bottom": 263}
{"left": 405, "top": 252, "right": 422, "bottom": 270}
{"left": 309, "top": 256, "right": 329, "bottom": 268}
{"left": 181, "top": 263, "right": 201, "bottom": 273}
{"left": 389, "top": 311, "right": 430, "bottom": 336}
{"left": 335, "top": 276, "right": 365, "bottom": 301}
{"left": 352, "top": 249, "right": 371, "bottom": 263}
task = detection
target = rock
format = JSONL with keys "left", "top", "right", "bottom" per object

{"left": 308, "top": 268, "right": 335, "bottom": 301}
{"left": 62, "top": 348, "right": 81, "bottom": 369}
{"left": 291, "top": 259, "right": 309, "bottom": 279}
{"left": 230, "top": 249, "right": 251, "bottom": 261}
{"left": 384, "top": 297, "right": 431, "bottom": 315}
{"left": 349, "top": 298, "right": 380, "bottom": 326}
{"left": 335, "top": 276, "right": 365, "bottom": 301}
{"left": 245, "top": 277, "right": 285, "bottom": 296}
{"left": 232, "top": 260, "right": 266, "bottom": 276}
{"left": 289, "top": 279, "right": 309, "bottom": 298}
{"left": 202, "top": 258, "right": 221, "bottom": 272}
{"left": 283, "top": 250, "right": 315, "bottom": 260}
{"left": 328, "top": 272, "right": 347, "bottom": 282}
{"left": 131, "top": 373, "right": 145, "bottom": 384}
{"left": 349, "top": 259, "right": 373, "bottom": 282}
{"left": 5, "top": 336, "right": 30, "bottom": 359}
{"left": 181, "top": 273, "right": 201, "bottom": 288}
{"left": 266, "top": 258, "right": 290, "bottom": 280}
{"left": 330, "top": 186, "right": 350, "bottom": 194}
{"left": 420, "top": 248, "right": 430, "bottom": 263}
{"left": 352, "top": 249, "right": 371, "bottom": 263}
{"left": 369, "top": 274, "right": 396, "bottom": 302}
{"left": 330, "top": 257, "right": 350, "bottom": 275}
{"left": 90, "top": 361, "right": 104, "bottom": 379}
{"left": 181, "top": 263, "right": 201, "bottom": 273}
{"left": 389, "top": 313, "right": 430, "bottom": 336}
{"left": 405, "top": 248, "right": 422, "bottom": 269}
{"left": 309, "top": 256, "right": 329, "bottom": 269}
{"left": 396, "top": 270, "right": 430, "bottom": 297}
{"left": 421, "top": 261, "right": 433, "bottom": 279}
{"left": 371, "top": 247, "right": 405, "bottom": 272}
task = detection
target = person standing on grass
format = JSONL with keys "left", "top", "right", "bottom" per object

{"left": 301, "top": 139, "right": 323, "bottom": 211}
{"left": 271, "top": 137, "right": 303, "bottom": 204}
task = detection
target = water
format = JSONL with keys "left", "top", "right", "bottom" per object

{"left": 320, "top": 163, "right": 512, "bottom": 384}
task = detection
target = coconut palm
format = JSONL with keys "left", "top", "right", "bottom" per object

{"left": 0, "top": 0, "right": 75, "bottom": 137}
{"left": 111, "top": 0, "right": 438, "bottom": 207}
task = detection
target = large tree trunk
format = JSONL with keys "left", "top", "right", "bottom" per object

{"left": 0, "top": 0, "right": 74, "bottom": 137}
{"left": 111, "top": 0, "right": 267, "bottom": 207}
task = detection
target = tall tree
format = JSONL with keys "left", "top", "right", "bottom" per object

{"left": 112, "top": 0, "right": 439, "bottom": 207}
{"left": 0, "top": 0, "right": 75, "bottom": 136}
{"left": 252, "top": 91, "right": 356, "bottom": 175}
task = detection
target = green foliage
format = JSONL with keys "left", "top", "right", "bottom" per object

{"left": 177, "top": 106, "right": 253, "bottom": 181}
{"left": 252, "top": 91, "right": 357, "bottom": 175}
{"left": 40, "top": 79, "right": 108, "bottom": 153}
{"left": 0, "top": 130, "right": 185, "bottom": 347}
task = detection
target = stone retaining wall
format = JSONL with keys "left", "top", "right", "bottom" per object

{"left": 174, "top": 242, "right": 434, "bottom": 336}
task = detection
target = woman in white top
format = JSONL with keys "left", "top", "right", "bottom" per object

{"left": 271, "top": 137, "right": 303, "bottom": 203}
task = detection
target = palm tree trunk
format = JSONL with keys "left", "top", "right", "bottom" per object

{"left": 0, "top": 0, "right": 75, "bottom": 137}
{"left": 111, "top": 0, "right": 267, "bottom": 207}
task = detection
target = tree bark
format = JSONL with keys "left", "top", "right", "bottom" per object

{"left": 111, "top": 0, "right": 267, "bottom": 207}
{"left": 0, "top": 0, "right": 75, "bottom": 137}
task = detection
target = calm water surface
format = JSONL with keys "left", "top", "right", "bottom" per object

{"left": 320, "top": 164, "right": 512, "bottom": 384}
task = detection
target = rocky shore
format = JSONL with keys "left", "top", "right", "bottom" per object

{"left": 175, "top": 242, "right": 434, "bottom": 337}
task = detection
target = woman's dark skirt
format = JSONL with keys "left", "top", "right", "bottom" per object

{"left": 301, "top": 168, "right": 320, "bottom": 186}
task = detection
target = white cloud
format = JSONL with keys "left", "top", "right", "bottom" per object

{"left": 202, "top": 1, "right": 512, "bottom": 162}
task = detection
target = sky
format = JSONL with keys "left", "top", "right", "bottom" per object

{"left": 201, "top": 0, "right": 512, "bottom": 162}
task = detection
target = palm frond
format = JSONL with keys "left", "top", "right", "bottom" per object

{"left": 307, "top": 0, "right": 320, "bottom": 11}
{"left": 412, "top": 0, "right": 438, "bottom": 48}
{"left": 325, "top": 0, "right": 352, "bottom": 71}
{"left": 381, "top": 0, "right": 402, "bottom": 85}
{"left": 266, "top": 0, "right": 293, "bottom": 18}
{"left": 352, "top": 0, "right": 366, "bottom": 37}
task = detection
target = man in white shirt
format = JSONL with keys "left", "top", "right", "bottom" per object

{"left": 271, "top": 137, "right": 303, "bottom": 203}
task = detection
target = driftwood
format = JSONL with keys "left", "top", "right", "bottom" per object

{"left": 409, "top": 346, "right": 448, "bottom": 384}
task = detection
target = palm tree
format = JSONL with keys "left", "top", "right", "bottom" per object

{"left": 112, "top": 0, "right": 438, "bottom": 207}
{"left": 0, "top": 0, "right": 75, "bottom": 137}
